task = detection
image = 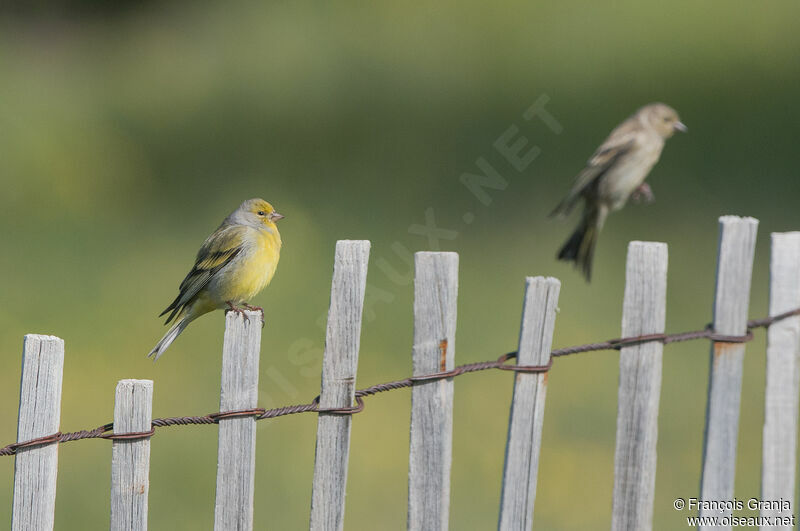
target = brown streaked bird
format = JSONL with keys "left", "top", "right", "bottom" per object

{"left": 550, "top": 103, "right": 686, "bottom": 281}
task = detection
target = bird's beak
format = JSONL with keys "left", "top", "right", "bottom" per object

{"left": 674, "top": 121, "right": 688, "bottom": 133}
{"left": 269, "top": 212, "right": 285, "bottom": 222}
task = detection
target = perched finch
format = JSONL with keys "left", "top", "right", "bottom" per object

{"left": 148, "top": 198, "right": 284, "bottom": 360}
{"left": 550, "top": 103, "right": 686, "bottom": 281}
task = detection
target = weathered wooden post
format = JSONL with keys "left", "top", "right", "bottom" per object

{"left": 12, "top": 334, "right": 65, "bottom": 531}
{"left": 309, "top": 240, "right": 371, "bottom": 531}
{"left": 761, "top": 232, "right": 800, "bottom": 527}
{"left": 407, "top": 252, "right": 458, "bottom": 531}
{"left": 611, "top": 242, "right": 668, "bottom": 531}
{"left": 214, "top": 309, "right": 263, "bottom": 531}
{"left": 498, "top": 276, "right": 560, "bottom": 531}
{"left": 700, "top": 216, "right": 758, "bottom": 528}
{"left": 110, "top": 379, "right": 154, "bottom": 531}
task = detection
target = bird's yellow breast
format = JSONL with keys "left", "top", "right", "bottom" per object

{"left": 218, "top": 227, "right": 281, "bottom": 304}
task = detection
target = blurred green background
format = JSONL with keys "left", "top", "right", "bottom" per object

{"left": 1, "top": 1, "right": 799, "bottom": 529}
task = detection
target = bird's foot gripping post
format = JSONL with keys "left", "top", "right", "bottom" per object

{"left": 225, "top": 301, "right": 249, "bottom": 322}
{"left": 241, "top": 303, "right": 263, "bottom": 313}
{"left": 241, "top": 303, "right": 265, "bottom": 327}
{"left": 225, "top": 301, "right": 264, "bottom": 328}
{"left": 225, "top": 301, "right": 265, "bottom": 326}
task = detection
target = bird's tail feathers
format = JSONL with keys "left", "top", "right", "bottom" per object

{"left": 557, "top": 205, "right": 608, "bottom": 281}
{"left": 148, "top": 315, "right": 191, "bottom": 361}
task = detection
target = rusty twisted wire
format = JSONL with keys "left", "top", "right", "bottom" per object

{"left": 2, "top": 307, "right": 799, "bottom": 457}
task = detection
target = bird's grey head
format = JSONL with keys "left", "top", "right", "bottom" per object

{"left": 226, "top": 198, "right": 284, "bottom": 230}
{"left": 639, "top": 103, "right": 687, "bottom": 139}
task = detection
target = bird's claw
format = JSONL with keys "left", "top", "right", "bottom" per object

{"left": 632, "top": 183, "right": 655, "bottom": 204}
{"left": 225, "top": 301, "right": 250, "bottom": 323}
{"left": 248, "top": 309, "right": 266, "bottom": 328}
{"left": 225, "top": 302, "right": 265, "bottom": 327}
{"left": 242, "top": 303, "right": 266, "bottom": 327}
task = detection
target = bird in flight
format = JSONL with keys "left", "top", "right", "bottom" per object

{"left": 550, "top": 103, "right": 686, "bottom": 281}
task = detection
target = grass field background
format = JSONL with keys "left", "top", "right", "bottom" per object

{"left": 1, "top": 2, "right": 799, "bottom": 528}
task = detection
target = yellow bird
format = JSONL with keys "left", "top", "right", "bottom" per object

{"left": 148, "top": 198, "right": 284, "bottom": 360}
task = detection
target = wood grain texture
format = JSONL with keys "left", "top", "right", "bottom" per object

{"left": 498, "top": 277, "right": 560, "bottom": 531}
{"left": 12, "top": 334, "right": 65, "bottom": 531}
{"left": 761, "top": 232, "right": 800, "bottom": 527}
{"left": 214, "top": 310, "right": 263, "bottom": 531}
{"left": 110, "top": 379, "right": 154, "bottom": 531}
{"left": 407, "top": 252, "right": 458, "bottom": 531}
{"left": 700, "top": 216, "right": 758, "bottom": 526}
{"left": 309, "top": 240, "right": 371, "bottom": 531}
{"left": 611, "top": 242, "right": 668, "bottom": 531}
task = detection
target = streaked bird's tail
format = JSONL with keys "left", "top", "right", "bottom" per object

{"left": 556, "top": 205, "right": 608, "bottom": 282}
{"left": 148, "top": 316, "right": 191, "bottom": 361}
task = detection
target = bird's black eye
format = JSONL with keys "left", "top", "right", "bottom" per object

{"left": 257, "top": 211, "right": 266, "bottom": 216}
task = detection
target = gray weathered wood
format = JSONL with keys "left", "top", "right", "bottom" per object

{"left": 611, "top": 242, "right": 668, "bottom": 531}
{"left": 110, "top": 379, "right": 154, "bottom": 531}
{"left": 309, "top": 240, "right": 371, "bottom": 531}
{"left": 12, "top": 334, "right": 65, "bottom": 531}
{"left": 214, "top": 310, "right": 263, "bottom": 531}
{"left": 407, "top": 252, "right": 459, "bottom": 531}
{"left": 498, "top": 277, "right": 561, "bottom": 531}
{"left": 700, "top": 216, "right": 758, "bottom": 526}
{"left": 760, "top": 232, "right": 800, "bottom": 527}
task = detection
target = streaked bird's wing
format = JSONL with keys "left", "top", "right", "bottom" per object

{"left": 549, "top": 127, "right": 638, "bottom": 218}
{"left": 159, "top": 225, "right": 247, "bottom": 324}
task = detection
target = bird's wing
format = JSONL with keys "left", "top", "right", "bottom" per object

{"left": 159, "top": 225, "right": 248, "bottom": 324}
{"left": 549, "top": 128, "right": 638, "bottom": 218}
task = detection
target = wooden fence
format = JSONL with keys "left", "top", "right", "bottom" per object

{"left": 5, "top": 215, "right": 800, "bottom": 530}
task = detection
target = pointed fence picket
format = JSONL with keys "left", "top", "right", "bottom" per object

{"left": 5, "top": 217, "right": 800, "bottom": 530}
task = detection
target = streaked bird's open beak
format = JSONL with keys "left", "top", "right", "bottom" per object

{"left": 674, "top": 121, "right": 688, "bottom": 133}
{"left": 269, "top": 211, "right": 285, "bottom": 222}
